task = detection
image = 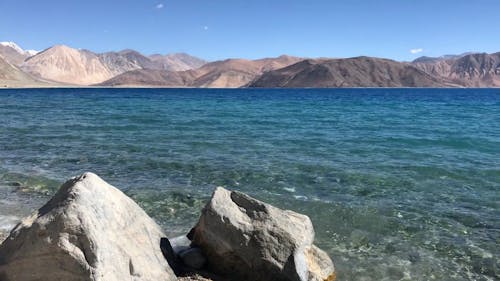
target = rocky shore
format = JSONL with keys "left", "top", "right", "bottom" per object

{"left": 0, "top": 172, "right": 335, "bottom": 281}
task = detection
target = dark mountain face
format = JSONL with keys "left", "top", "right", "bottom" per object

{"left": 249, "top": 57, "right": 459, "bottom": 88}
{"left": 96, "top": 69, "right": 191, "bottom": 87}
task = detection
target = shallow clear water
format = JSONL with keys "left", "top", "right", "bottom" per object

{"left": 0, "top": 88, "right": 499, "bottom": 280}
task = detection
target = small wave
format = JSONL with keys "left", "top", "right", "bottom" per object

{"left": 0, "top": 215, "right": 20, "bottom": 232}
{"left": 293, "top": 195, "right": 308, "bottom": 200}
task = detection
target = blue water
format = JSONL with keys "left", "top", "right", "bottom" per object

{"left": 0, "top": 88, "right": 499, "bottom": 280}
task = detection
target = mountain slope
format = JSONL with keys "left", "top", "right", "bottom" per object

{"left": 249, "top": 57, "right": 459, "bottom": 88}
{"left": 98, "top": 49, "right": 158, "bottom": 75}
{"left": 447, "top": 53, "right": 500, "bottom": 87}
{"left": 186, "top": 59, "right": 262, "bottom": 88}
{"left": 411, "top": 59, "right": 454, "bottom": 78}
{"left": 412, "top": 52, "right": 500, "bottom": 87}
{"left": 21, "top": 45, "right": 114, "bottom": 85}
{"left": 0, "top": 56, "right": 49, "bottom": 87}
{"left": 149, "top": 53, "right": 207, "bottom": 71}
{"left": 98, "top": 69, "right": 190, "bottom": 87}
{"left": 185, "top": 55, "right": 303, "bottom": 87}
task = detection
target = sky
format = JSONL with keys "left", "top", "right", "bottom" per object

{"left": 0, "top": 0, "right": 499, "bottom": 61}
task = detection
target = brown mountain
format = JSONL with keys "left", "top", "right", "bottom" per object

{"left": 0, "top": 56, "right": 50, "bottom": 87}
{"left": 186, "top": 58, "right": 263, "bottom": 88}
{"left": 413, "top": 52, "right": 500, "bottom": 87}
{"left": 412, "top": 59, "right": 454, "bottom": 78}
{"left": 99, "top": 55, "right": 302, "bottom": 87}
{"left": 3, "top": 40, "right": 499, "bottom": 88}
{"left": 101, "top": 55, "right": 302, "bottom": 87}
{"left": 187, "top": 55, "right": 302, "bottom": 88}
{"left": 21, "top": 45, "right": 114, "bottom": 85}
{"left": 99, "top": 69, "right": 190, "bottom": 87}
{"left": 149, "top": 53, "right": 207, "bottom": 71}
{"left": 449, "top": 53, "right": 500, "bottom": 87}
{"left": 249, "top": 57, "right": 459, "bottom": 88}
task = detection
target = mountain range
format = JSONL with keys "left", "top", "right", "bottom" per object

{"left": 1, "top": 41, "right": 499, "bottom": 88}
{"left": 102, "top": 55, "right": 303, "bottom": 88}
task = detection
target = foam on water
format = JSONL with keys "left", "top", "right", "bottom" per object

{"left": 0, "top": 214, "right": 20, "bottom": 233}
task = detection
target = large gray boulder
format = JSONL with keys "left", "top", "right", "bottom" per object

{"left": 0, "top": 172, "right": 177, "bottom": 281}
{"left": 192, "top": 187, "right": 335, "bottom": 281}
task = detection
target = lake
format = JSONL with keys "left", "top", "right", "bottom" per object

{"left": 0, "top": 88, "right": 498, "bottom": 280}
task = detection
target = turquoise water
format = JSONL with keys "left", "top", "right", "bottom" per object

{"left": 0, "top": 88, "right": 499, "bottom": 280}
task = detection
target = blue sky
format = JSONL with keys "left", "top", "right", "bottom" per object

{"left": 0, "top": 0, "right": 498, "bottom": 61}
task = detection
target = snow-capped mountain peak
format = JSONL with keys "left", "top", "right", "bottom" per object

{"left": 0, "top": 41, "right": 39, "bottom": 56}
{"left": 0, "top": 41, "right": 24, "bottom": 54}
{"left": 25, "top": 50, "right": 39, "bottom": 56}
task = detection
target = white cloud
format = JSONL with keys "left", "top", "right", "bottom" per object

{"left": 156, "top": 3, "right": 164, "bottom": 9}
{"left": 410, "top": 48, "right": 424, "bottom": 54}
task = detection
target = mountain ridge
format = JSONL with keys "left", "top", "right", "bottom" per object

{"left": 100, "top": 55, "right": 303, "bottom": 88}
{"left": 15, "top": 44, "right": 208, "bottom": 85}
{"left": 412, "top": 52, "right": 500, "bottom": 87}
{"left": 248, "top": 57, "right": 461, "bottom": 88}
{"left": 1, "top": 41, "right": 499, "bottom": 88}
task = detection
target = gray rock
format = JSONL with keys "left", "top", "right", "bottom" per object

{"left": 192, "top": 187, "right": 335, "bottom": 281}
{"left": 0, "top": 172, "right": 177, "bottom": 281}
{"left": 179, "top": 248, "right": 206, "bottom": 269}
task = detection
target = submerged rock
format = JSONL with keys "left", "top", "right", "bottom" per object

{"left": 0, "top": 172, "right": 177, "bottom": 281}
{"left": 179, "top": 247, "right": 206, "bottom": 270}
{"left": 191, "top": 187, "right": 335, "bottom": 281}
{"left": 171, "top": 235, "right": 193, "bottom": 254}
{"left": 165, "top": 235, "right": 207, "bottom": 271}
